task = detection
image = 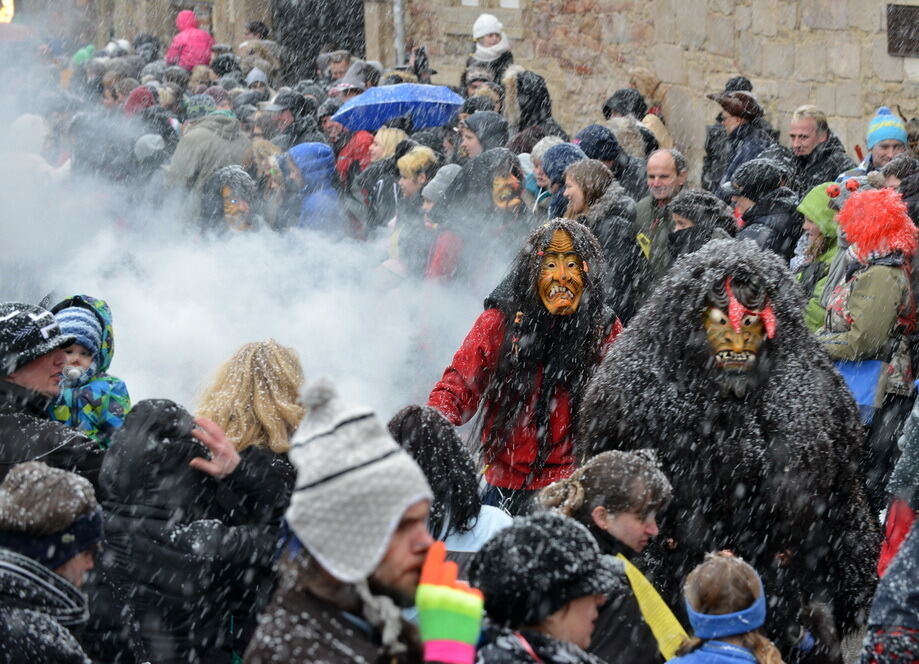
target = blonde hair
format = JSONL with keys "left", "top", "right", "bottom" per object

{"left": 247, "top": 137, "right": 282, "bottom": 169}
{"left": 197, "top": 339, "right": 305, "bottom": 454}
{"left": 397, "top": 145, "right": 437, "bottom": 179}
{"left": 189, "top": 64, "right": 214, "bottom": 90}
{"left": 678, "top": 553, "right": 784, "bottom": 664}
{"left": 373, "top": 127, "right": 408, "bottom": 162}
{"left": 792, "top": 104, "right": 829, "bottom": 135}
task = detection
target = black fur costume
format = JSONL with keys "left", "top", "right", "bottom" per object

{"left": 576, "top": 240, "right": 878, "bottom": 657}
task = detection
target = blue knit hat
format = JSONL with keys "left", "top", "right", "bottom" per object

{"left": 542, "top": 143, "right": 587, "bottom": 186}
{"left": 55, "top": 307, "right": 102, "bottom": 357}
{"left": 574, "top": 124, "right": 621, "bottom": 163}
{"left": 866, "top": 107, "right": 907, "bottom": 150}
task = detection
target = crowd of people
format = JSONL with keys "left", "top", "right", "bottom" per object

{"left": 5, "top": 7, "right": 919, "bottom": 664}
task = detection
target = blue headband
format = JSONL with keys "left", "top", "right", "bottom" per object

{"left": 685, "top": 577, "right": 767, "bottom": 639}
{"left": 0, "top": 507, "right": 103, "bottom": 571}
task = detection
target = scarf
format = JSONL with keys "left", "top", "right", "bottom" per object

{"left": 474, "top": 35, "right": 510, "bottom": 63}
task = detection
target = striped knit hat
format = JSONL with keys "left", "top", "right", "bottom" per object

{"left": 54, "top": 307, "right": 102, "bottom": 357}
{"left": 286, "top": 379, "right": 432, "bottom": 583}
{"left": 866, "top": 107, "right": 907, "bottom": 149}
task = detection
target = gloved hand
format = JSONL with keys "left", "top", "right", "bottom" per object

{"left": 415, "top": 541, "right": 484, "bottom": 664}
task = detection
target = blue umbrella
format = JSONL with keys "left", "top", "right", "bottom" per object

{"left": 331, "top": 83, "right": 463, "bottom": 132}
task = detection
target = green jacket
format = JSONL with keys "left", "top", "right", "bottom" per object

{"left": 796, "top": 183, "right": 839, "bottom": 332}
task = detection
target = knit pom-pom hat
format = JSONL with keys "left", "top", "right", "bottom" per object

{"left": 838, "top": 188, "right": 917, "bottom": 262}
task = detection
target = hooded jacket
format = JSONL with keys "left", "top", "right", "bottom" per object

{"left": 577, "top": 240, "right": 879, "bottom": 643}
{"left": 502, "top": 67, "right": 568, "bottom": 141}
{"left": 0, "top": 547, "right": 90, "bottom": 663}
{"left": 574, "top": 181, "right": 643, "bottom": 323}
{"left": 760, "top": 133, "right": 855, "bottom": 197}
{"left": 165, "top": 10, "right": 214, "bottom": 71}
{"left": 288, "top": 142, "right": 346, "bottom": 233}
{"left": 795, "top": 184, "right": 839, "bottom": 331}
{"left": 83, "top": 399, "right": 293, "bottom": 664}
{"left": 464, "top": 111, "right": 509, "bottom": 152}
{"left": 165, "top": 111, "right": 251, "bottom": 208}
{"left": 737, "top": 186, "right": 801, "bottom": 261}
{"left": 47, "top": 296, "right": 131, "bottom": 444}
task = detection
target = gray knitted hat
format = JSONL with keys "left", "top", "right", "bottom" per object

{"left": 422, "top": 164, "right": 462, "bottom": 203}
{"left": 286, "top": 379, "right": 432, "bottom": 583}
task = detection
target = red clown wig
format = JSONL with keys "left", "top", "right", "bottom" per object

{"left": 838, "top": 187, "right": 918, "bottom": 262}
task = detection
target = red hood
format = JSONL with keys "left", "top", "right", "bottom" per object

{"left": 176, "top": 10, "right": 199, "bottom": 31}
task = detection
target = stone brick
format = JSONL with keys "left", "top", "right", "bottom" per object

{"left": 793, "top": 38, "right": 827, "bottom": 81}
{"left": 847, "top": 0, "right": 880, "bottom": 32}
{"left": 676, "top": 0, "right": 707, "bottom": 49}
{"left": 814, "top": 84, "right": 836, "bottom": 115}
{"left": 705, "top": 13, "right": 735, "bottom": 57}
{"left": 905, "top": 59, "right": 919, "bottom": 83}
{"left": 735, "top": 5, "right": 752, "bottom": 32}
{"left": 802, "top": 0, "right": 847, "bottom": 30}
{"left": 777, "top": 2, "right": 798, "bottom": 30}
{"left": 751, "top": 0, "right": 778, "bottom": 37}
{"left": 653, "top": 43, "right": 688, "bottom": 84}
{"left": 653, "top": 0, "right": 678, "bottom": 43}
{"left": 761, "top": 39, "right": 794, "bottom": 77}
{"left": 775, "top": 81, "right": 812, "bottom": 113}
{"left": 739, "top": 38, "right": 762, "bottom": 74}
{"left": 872, "top": 35, "right": 904, "bottom": 81}
{"left": 827, "top": 39, "right": 860, "bottom": 78}
{"left": 835, "top": 80, "right": 863, "bottom": 117}
{"left": 709, "top": 0, "right": 733, "bottom": 14}
{"left": 600, "top": 12, "right": 630, "bottom": 43}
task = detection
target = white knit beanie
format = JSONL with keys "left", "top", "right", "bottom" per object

{"left": 286, "top": 379, "right": 433, "bottom": 584}
{"left": 473, "top": 13, "right": 504, "bottom": 40}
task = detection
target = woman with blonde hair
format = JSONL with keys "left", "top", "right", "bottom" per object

{"left": 539, "top": 450, "right": 683, "bottom": 664}
{"left": 197, "top": 338, "right": 304, "bottom": 453}
{"left": 673, "top": 552, "right": 783, "bottom": 664}
{"left": 368, "top": 126, "right": 408, "bottom": 163}
{"left": 193, "top": 339, "right": 304, "bottom": 659}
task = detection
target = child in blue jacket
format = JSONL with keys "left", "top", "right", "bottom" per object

{"left": 48, "top": 295, "right": 131, "bottom": 446}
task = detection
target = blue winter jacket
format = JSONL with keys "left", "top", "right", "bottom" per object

{"left": 671, "top": 641, "right": 757, "bottom": 664}
{"left": 48, "top": 295, "right": 131, "bottom": 446}
{"left": 287, "top": 142, "right": 346, "bottom": 232}
{"left": 718, "top": 122, "right": 773, "bottom": 201}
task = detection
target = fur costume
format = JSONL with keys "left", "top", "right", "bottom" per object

{"left": 576, "top": 239, "right": 878, "bottom": 657}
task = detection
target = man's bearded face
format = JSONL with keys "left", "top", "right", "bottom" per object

{"left": 538, "top": 229, "right": 585, "bottom": 315}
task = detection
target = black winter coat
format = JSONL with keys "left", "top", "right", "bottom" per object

{"left": 737, "top": 187, "right": 801, "bottom": 262}
{"left": 83, "top": 399, "right": 294, "bottom": 664}
{"left": 587, "top": 528, "right": 662, "bottom": 664}
{"left": 575, "top": 181, "right": 643, "bottom": 323}
{"left": 613, "top": 152, "right": 650, "bottom": 203}
{"left": 718, "top": 122, "right": 774, "bottom": 199}
{"left": 270, "top": 115, "right": 326, "bottom": 152}
{"left": 476, "top": 626, "right": 605, "bottom": 664}
{"left": 0, "top": 381, "right": 104, "bottom": 491}
{"left": 759, "top": 133, "right": 855, "bottom": 197}
{"left": 0, "top": 547, "right": 91, "bottom": 663}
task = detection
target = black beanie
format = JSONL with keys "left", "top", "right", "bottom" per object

{"left": 468, "top": 512, "right": 623, "bottom": 627}
{"left": 719, "top": 158, "right": 784, "bottom": 202}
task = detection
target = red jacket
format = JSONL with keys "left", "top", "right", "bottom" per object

{"left": 165, "top": 10, "right": 214, "bottom": 71}
{"left": 428, "top": 308, "right": 621, "bottom": 490}
{"left": 878, "top": 498, "right": 916, "bottom": 577}
{"left": 336, "top": 131, "right": 373, "bottom": 185}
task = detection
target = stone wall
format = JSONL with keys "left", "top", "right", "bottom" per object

{"left": 389, "top": 0, "right": 919, "bottom": 179}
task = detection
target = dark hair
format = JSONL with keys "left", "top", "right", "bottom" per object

{"left": 563, "top": 159, "right": 613, "bottom": 218}
{"left": 538, "top": 449, "right": 672, "bottom": 525}
{"left": 602, "top": 88, "right": 648, "bottom": 120}
{"left": 475, "top": 219, "right": 611, "bottom": 476}
{"left": 506, "top": 124, "right": 548, "bottom": 155}
{"left": 388, "top": 405, "right": 481, "bottom": 537}
{"left": 246, "top": 21, "right": 270, "bottom": 39}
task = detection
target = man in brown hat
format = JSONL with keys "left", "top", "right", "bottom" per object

{"left": 707, "top": 89, "right": 775, "bottom": 201}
